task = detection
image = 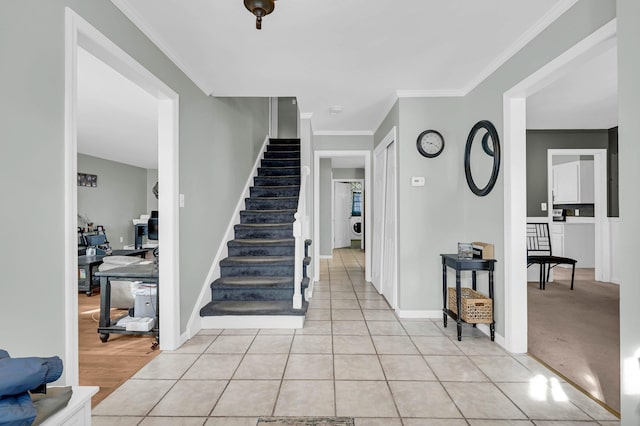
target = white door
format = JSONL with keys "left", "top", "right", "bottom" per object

{"left": 371, "top": 148, "right": 387, "bottom": 292}
{"left": 381, "top": 142, "right": 397, "bottom": 309}
{"left": 334, "top": 182, "right": 352, "bottom": 248}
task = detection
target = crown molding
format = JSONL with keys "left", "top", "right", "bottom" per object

{"left": 396, "top": 89, "right": 465, "bottom": 98}
{"left": 110, "top": 0, "right": 213, "bottom": 96}
{"left": 460, "top": 0, "right": 579, "bottom": 95}
{"left": 313, "top": 130, "right": 374, "bottom": 136}
{"left": 300, "top": 112, "right": 313, "bottom": 119}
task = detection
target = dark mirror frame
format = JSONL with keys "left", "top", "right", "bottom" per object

{"left": 464, "top": 120, "right": 501, "bottom": 196}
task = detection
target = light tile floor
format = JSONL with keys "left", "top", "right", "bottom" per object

{"left": 92, "top": 249, "right": 620, "bottom": 426}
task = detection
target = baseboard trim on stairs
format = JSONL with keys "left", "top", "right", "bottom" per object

{"left": 201, "top": 315, "right": 305, "bottom": 329}
{"left": 186, "top": 135, "right": 271, "bottom": 339}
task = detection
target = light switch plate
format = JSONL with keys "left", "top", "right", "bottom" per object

{"left": 575, "top": 209, "right": 579, "bottom": 216}
{"left": 411, "top": 176, "right": 425, "bottom": 187}
{"left": 180, "top": 194, "right": 185, "bottom": 207}
{"left": 541, "top": 202, "right": 547, "bottom": 211}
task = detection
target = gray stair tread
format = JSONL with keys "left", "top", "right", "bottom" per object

{"left": 235, "top": 223, "right": 292, "bottom": 228}
{"left": 242, "top": 209, "right": 297, "bottom": 213}
{"left": 248, "top": 196, "right": 299, "bottom": 200}
{"left": 213, "top": 276, "right": 293, "bottom": 286}
{"left": 221, "top": 256, "right": 295, "bottom": 265}
{"left": 200, "top": 300, "right": 307, "bottom": 316}
{"left": 228, "top": 239, "right": 294, "bottom": 246}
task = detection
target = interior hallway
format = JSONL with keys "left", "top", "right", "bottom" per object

{"left": 91, "top": 248, "right": 619, "bottom": 425}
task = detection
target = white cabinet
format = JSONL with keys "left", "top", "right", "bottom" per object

{"left": 552, "top": 160, "right": 594, "bottom": 204}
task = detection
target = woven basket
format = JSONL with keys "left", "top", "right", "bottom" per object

{"left": 448, "top": 287, "right": 492, "bottom": 324}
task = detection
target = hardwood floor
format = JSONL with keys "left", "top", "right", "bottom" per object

{"left": 78, "top": 289, "right": 159, "bottom": 407}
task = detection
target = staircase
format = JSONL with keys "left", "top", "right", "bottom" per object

{"left": 200, "top": 138, "right": 311, "bottom": 328}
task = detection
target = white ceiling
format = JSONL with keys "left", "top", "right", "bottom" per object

{"left": 332, "top": 157, "right": 366, "bottom": 169}
{"left": 527, "top": 47, "right": 618, "bottom": 129}
{"left": 77, "top": 47, "right": 158, "bottom": 169}
{"left": 78, "top": 0, "right": 618, "bottom": 169}
{"left": 111, "top": 0, "right": 576, "bottom": 133}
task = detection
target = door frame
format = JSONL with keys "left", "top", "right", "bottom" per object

{"left": 502, "top": 20, "right": 616, "bottom": 353}
{"left": 332, "top": 179, "right": 365, "bottom": 250}
{"left": 313, "top": 150, "right": 371, "bottom": 281}
{"left": 372, "top": 127, "right": 398, "bottom": 308}
{"left": 64, "top": 8, "right": 181, "bottom": 384}
{"left": 547, "top": 149, "right": 609, "bottom": 280}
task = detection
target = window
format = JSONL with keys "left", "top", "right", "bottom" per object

{"left": 352, "top": 191, "right": 362, "bottom": 216}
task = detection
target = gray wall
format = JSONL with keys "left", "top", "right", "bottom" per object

{"left": 77, "top": 154, "right": 147, "bottom": 249}
{"left": 374, "top": 1, "right": 616, "bottom": 341}
{"left": 319, "top": 159, "right": 333, "bottom": 256}
{"left": 618, "top": 0, "right": 640, "bottom": 420}
{"left": 278, "top": 97, "right": 298, "bottom": 139}
{"left": 0, "top": 1, "right": 268, "bottom": 370}
{"left": 526, "top": 130, "right": 609, "bottom": 217}
{"left": 333, "top": 168, "right": 364, "bottom": 180}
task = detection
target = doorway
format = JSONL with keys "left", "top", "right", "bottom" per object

{"left": 313, "top": 150, "right": 371, "bottom": 282}
{"left": 503, "top": 18, "right": 618, "bottom": 412}
{"left": 333, "top": 180, "right": 364, "bottom": 250}
{"left": 64, "top": 8, "right": 181, "bottom": 386}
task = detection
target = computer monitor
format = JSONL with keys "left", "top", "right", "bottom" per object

{"left": 148, "top": 211, "right": 158, "bottom": 241}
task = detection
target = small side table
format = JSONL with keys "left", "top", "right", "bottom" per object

{"left": 440, "top": 254, "right": 496, "bottom": 341}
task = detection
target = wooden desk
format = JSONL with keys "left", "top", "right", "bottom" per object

{"left": 77, "top": 249, "right": 147, "bottom": 296}
{"left": 440, "top": 254, "right": 496, "bottom": 341}
{"left": 95, "top": 262, "right": 159, "bottom": 348}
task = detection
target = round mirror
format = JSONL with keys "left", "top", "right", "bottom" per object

{"left": 464, "top": 120, "right": 501, "bottom": 196}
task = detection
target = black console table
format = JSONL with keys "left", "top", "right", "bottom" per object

{"left": 95, "top": 263, "right": 159, "bottom": 348}
{"left": 440, "top": 254, "right": 496, "bottom": 341}
{"left": 77, "top": 249, "right": 147, "bottom": 296}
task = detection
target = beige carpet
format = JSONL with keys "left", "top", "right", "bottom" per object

{"left": 527, "top": 267, "right": 620, "bottom": 413}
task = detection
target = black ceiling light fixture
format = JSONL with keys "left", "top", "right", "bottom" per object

{"left": 244, "top": 0, "right": 276, "bottom": 30}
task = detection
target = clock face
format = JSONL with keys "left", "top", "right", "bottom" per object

{"left": 417, "top": 130, "right": 445, "bottom": 158}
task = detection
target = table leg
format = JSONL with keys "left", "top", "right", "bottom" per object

{"left": 456, "top": 270, "right": 462, "bottom": 341}
{"left": 489, "top": 269, "right": 495, "bottom": 341}
{"left": 99, "top": 276, "right": 111, "bottom": 343}
{"left": 471, "top": 271, "right": 477, "bottom": 328}
{"left": 442, "top": 261, "right": 448, "bottom": 327}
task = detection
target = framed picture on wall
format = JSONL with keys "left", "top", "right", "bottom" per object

{"left": 77, "top": 173, "right": 98, "bottom": 187}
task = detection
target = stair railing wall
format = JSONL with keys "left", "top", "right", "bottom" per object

{"left": 185, "top": 135, "right": 271, "bottom": 337}
{"left": 293, "top": 165, "right": 311, "bottom": 309}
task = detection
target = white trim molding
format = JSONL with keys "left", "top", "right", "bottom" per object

{"left": 396, "top": 90, "right": 465, "bottom": 98}
{"left": 300, "top": 112, "right": 313, "bottom": 120}
{"left": 65, "top": 7, "right": 181, "bottom": 384}
{"left": 396, "top": 310, "right": 442, "bottom": 319}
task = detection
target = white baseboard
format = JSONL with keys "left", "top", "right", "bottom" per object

{"left": 319, "top": 255, "right": 333, "bottom": 259}
{"left": 185, "top": 135, "right": 270, "bottom": 339}
{"left": 476, "top": 324, "right": 508, "bottom": 351}
{"left": 201, "top": 315, "right": 305, "bottom": 329}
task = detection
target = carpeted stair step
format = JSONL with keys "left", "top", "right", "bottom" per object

{"left": 228, "top": 238, "right": 295, "bottom": 256}
{"left": 200, "top": 300, "right": 307, "bottom": 317}
{"left": 240, "top": 209, "right": 296, "bottom": 224}
{"left": 266, "top": 144, "right": 301, "bottom": 152}
{"left": 264, "top": 151, "right": 300, "bottom": 159}
{"left": 246, "top": 196, "right": 298, "bottom": 210}
{"left": 234, "top": 223, "right": 293, "bottom": 239}
{"left": 211, "top": 276, "right": 295, "bottom": 301}
{"left": 250, "top": 185, "right": 300, "bottom": 198}
{"left": 269, "top": 138, "right": 300, "bottom": 145}
{"left": 258, "top": 166, "right": 301, "bottom": 176}
{"left": 254, "top": 175, "right": 300, "bottom": 186}
{"left": 220, "top": 256, "right": 294, "bottom": 277}
{"left": 261, "top": 158, "right": 299, "bottom": 167}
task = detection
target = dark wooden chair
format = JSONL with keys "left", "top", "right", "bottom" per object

{"left": 527, "top": 222, "right": 577, "bottom": 290}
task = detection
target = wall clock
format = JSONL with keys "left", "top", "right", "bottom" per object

{"left": 416, "top": 130, "right": 445, "bottom": 158}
